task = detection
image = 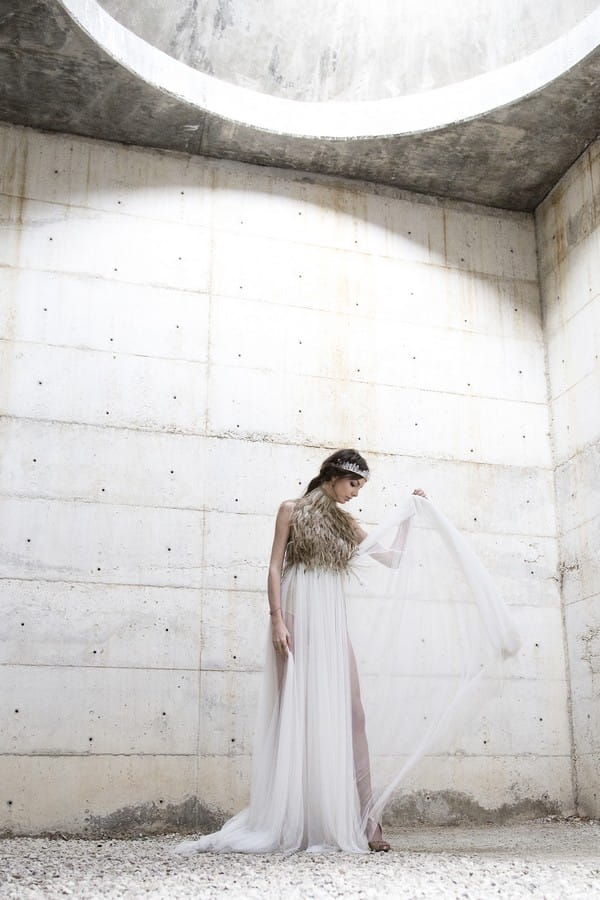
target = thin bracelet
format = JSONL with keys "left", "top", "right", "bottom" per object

{"left": 269, "top": 607, "right": 281, "bottom": 616}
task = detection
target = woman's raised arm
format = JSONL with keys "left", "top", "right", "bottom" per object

{"left": 350, "top": 488, "right": 427, "bottom": 568}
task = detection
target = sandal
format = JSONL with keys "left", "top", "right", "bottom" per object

{"left": 368, "top": 839, "right": 390, "bottom": 852}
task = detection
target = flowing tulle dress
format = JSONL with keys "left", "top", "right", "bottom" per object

{"left": 175, "top": 489, "right": 520, "bottom": 855}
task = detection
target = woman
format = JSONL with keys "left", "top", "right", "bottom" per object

{"left": 175, "top": 449, "right": 519, "bottom": 855}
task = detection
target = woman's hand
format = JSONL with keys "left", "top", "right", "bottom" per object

{"left": 412, "top": 488, "right": 428, "bottom": 498}
{"left": 271, "top": 613, "right": 291, "bottom": 656}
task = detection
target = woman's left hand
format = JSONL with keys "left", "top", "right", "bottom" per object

{"left": 412, "top": 488, "right": 428, "bottom": 498}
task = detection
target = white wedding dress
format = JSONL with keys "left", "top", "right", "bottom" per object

{"left": 174, "top": 491, "right": 519, "bottom": 855}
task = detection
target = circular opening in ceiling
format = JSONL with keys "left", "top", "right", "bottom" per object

{"left": 98, "top": 0, "right": 598, "bottom": 102}
{"left": 60, "top": 0, "right": 600, "bottom": 138}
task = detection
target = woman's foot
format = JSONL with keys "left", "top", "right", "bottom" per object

{"left": 368, "top": 823, "right": 390, "bottom": 852}
{"left": 368, "top": 838, "right": 390, "bottom": 852}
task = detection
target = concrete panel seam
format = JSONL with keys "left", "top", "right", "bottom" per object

{"left": 0, "top": 336, "right": 210, "bottom": 367}
{"left": 0, "top": 264, "right": 208, "bottom": 295}
{"left": 205, "top": 292, "right": 547, "bottom": 345}
{"left": 0, "top": 491, "right": 206, "bottom": 514}
{"left": 0, "top": 500, "right": 560, "bottom": 540}
{"left": 559, "top": 509, "right": 600, "bottom": 539}
{"left": 548, "top": 370, "right": 600, "bottom": 404}
{"left": 0, "top": 577, "right": 565, "bottom": 610}
{"left": 563, "top": 589, "right": 600, "bottom": 609}
{"left": 0, "top": 750, "right": 573, "bottom": 760}
{"left": 0, "top": 662, "right": 201, "bottom": 672}
{"left": 0, "top": 414, "right": 557, "bottom": 462}
{"left": 541, "top": 289, "right": 600, "bottom": 339}
{"left": 0, "top": 186, "right": 214, "bottom": 233}
{"left": 551, "top": 437, "right": 600, "bottom": 470}
{"left": 0, "top": 752, "right": 200, "bottom": 758}
{"left": 0, "top": 575, "right": 206, "bottom": 591}
{"left": 0, "top": 663, "right": 570, "bottom": 684}
{"left": 0, "top": 263, "right": 207, "bottom": 301}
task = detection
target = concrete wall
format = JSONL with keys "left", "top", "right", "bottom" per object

{"left": 0, "top": 122, "right": 571, "bottom": 834}
{"left": 536, "top": 137, "right": 600, "bottom": 818}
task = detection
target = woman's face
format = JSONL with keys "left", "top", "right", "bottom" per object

{"left": 329, "top": 475, "right": 366, "bottom": 504}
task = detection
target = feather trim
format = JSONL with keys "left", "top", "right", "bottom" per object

{"left": 284, "top": 488, "right": 357, "bottom": 573}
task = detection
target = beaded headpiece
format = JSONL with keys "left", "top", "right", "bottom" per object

{"left": 333, "top": 461, "right": 370, "bottom": 480}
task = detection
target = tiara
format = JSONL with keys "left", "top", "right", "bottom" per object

{"left": 334, "top": 461, "right": 370, "bottom": 480}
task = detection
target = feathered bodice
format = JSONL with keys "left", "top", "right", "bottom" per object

{"left": 284, "top": 488, "right": 358, "bottom": 573}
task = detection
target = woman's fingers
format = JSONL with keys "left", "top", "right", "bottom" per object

{"left": 272, "top": 623, "right": 291, "bottom": 655}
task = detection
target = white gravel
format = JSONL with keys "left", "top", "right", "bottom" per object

{"left": 1, "top": 820, "right": 599, "bottom": 899}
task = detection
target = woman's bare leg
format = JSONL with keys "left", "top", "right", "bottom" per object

{"left": 347, "top": 640, "right": 386, "bottom": 844}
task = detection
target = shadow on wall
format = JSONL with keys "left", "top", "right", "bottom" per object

{"left": 23, "top": 133, "right": 538, "bottom": 318}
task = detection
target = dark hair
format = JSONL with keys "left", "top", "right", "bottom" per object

{"left": 305, "top": 449, "right": 369, "bottom": 495}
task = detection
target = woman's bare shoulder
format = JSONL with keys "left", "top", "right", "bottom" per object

{"left": 277, "top": 499, "right": 297, "bottom": 518}
{"left": 271, "top": 500, "right": 297, "bottom": 539}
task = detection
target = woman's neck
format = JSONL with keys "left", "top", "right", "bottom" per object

{"left": 318, "top": 483, "right": 336, "bottom": 503}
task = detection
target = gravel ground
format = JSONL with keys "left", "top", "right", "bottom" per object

{"left": 1, "top": 820, "right": 599, "bottom": 899}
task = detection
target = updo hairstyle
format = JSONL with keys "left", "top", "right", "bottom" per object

{"left": 305, "top": 449, "right": 369, "bottom": 495}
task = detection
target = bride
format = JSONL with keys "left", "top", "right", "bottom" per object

{"left": 175, "top": 449, "right": 519, "bottom": 855}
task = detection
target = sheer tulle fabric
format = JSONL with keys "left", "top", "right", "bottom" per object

{"left": 174, "top": 495, "right": 519, "bottom": 855}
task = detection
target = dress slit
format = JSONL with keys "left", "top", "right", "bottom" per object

{"left": 276, "top": 601, "right": 377, "bottom": 844}
{"left": 348, "top": 638, "right": 378, "bottom": 841}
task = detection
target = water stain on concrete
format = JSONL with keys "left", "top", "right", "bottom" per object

{"left": 19, "top": 792, "right": 565, "bottom": 837}
{"left": 384, "top": 790, "right": 562, "bottom": 827}
{"left": 83, "top": 797, "right": 223, "bottom": 837}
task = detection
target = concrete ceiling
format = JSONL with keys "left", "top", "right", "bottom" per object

{"left": 1, "top": 0, "right": 600, "bottom": 211}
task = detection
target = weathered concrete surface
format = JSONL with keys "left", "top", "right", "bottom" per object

{"left": 385, "top": 791, "right": 561, "bottom": 827}
{"left": 536, "top": 135, "right": 600, "bottom": 818}
{"left": 0, "top": 121, "right": 571, "bottom": 833}
{"left": 1, "top": 822, "right": 600, "bottom": 899}
{"left": 98, "top": 0, "right": 598, "bottom": 102}
{"left": 0, "top": 0, "right": 599, "bottom": 209}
